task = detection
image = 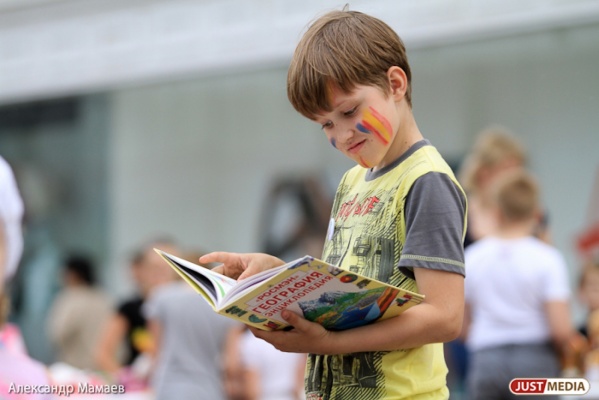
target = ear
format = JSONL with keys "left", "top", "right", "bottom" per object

{"left": 387, "top": 66, "right": 408, "bottom": 101}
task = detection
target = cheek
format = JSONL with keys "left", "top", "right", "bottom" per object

{"left": 358, "top": 107, "right": 393, "bottom": 145}
{"left": 329, "top": 137, "right": 337, "bottom": 149}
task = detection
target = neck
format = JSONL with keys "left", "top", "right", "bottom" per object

{"left": 374, "top": 108, "right": 422, "bottom": 171}
{"left": 395, "top": 108, "right": 423, "bottom": 152}
{"left": 495, "top": 219, "right": 537, "bottom": 239}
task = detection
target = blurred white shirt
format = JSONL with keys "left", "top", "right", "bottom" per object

{"left": 0, "top": 156, "right": 24, "bottom": 282}
{"left": 465, "top": 236, "right": 571, "bottom": 351}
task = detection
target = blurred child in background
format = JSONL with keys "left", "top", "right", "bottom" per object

{"left": 144, "top": 250, "right": 239, "bottom": 400}
{"left": 463, "top": 169, "right": 577, "bottom": 399}
{"left": 95, "top": 238, "right": 178, "bottom": 387}
{"left": 47, "top": 253, "right": 112, "bottom": 370}
{"left": 458, "top": 126, "right": 528, "bottom": 245}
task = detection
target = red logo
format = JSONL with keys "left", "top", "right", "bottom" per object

{"left": 509, "top": 378, "right": 589, "bottom": 395}
{"left": 510, "top": 379, "right": 547, "bottom": 394}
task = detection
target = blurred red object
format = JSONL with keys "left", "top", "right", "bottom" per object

{"left": 577, "top": 223, "right": 599, "bottom": 258}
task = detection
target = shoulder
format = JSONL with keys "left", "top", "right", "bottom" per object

{"left": 412, "top": 171, "right": 465, "bottom": 198}
{"left": 522, "top": 237, "right": 567, "bottom": 265}
{"left": 406, "top": 172, "right": 467, "bottom": 218}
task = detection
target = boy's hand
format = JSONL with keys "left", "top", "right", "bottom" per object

{"left": 249, "top": 310, "right": 335, "bottom": 354}
{"left": 199, "top": 252, "right": 285, "bottom": 280}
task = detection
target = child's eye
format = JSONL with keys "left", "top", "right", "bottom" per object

{"left": 343, "top": 107, "right": 358, "bottom": 116}
{"left": 321, "top": 121, "right": 333, "bottom": 130}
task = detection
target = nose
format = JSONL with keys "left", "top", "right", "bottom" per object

{"left": 335, "top": 121, "right": 357, "bottom": 144}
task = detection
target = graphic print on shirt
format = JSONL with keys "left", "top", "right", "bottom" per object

{"left": 306, "top": 178, "right": 416, "bottom": 399}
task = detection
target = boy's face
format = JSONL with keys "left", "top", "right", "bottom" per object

{"left": 315, "top": 84, "right": 400, "bottom": 170}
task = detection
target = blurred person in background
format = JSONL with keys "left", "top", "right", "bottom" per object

{"left": 458, "top": 125, "right": 529, "bottom": 246}
{"left": 0, "top": 155, "right": 27, "bottom": 355}
{"left": 222, "top": 322, "right": 307, "bottom": 400}
{"left": 0, "top": 155, "right": 24, "bottom": 284}
{"left": 95, "top": 238, "right": 178, "bottom": 387}
{"left": 237, "top": 325, "right": 306, "bottom": 400}
{"left": 462, "top": 169, "right": 578, "bottom": 399}
{"left": 0, "top": 293, "right": 55, "bottom": 400}
{"left": 449, "top": 126, "right": 539, "bottom": 397}
{"left": 144, "top": 250, "right": 239, "bottom": 400}
{"left": 1, "top": 155, "right": 55, "bottom": 399}
{"left": 562, "top": 258, "right": 599, "bottom": 378}
{"left": 578, "top": 259, "right": 599, "bottom": 339}
{"left": 46, "top": 253, "right": 112, "bottom": 371}
{"left": 218, "top": 175, "right": 325, "bottom": 399}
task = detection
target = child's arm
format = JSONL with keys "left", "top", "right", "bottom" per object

{"left": 199, "top": 252, "right": 285, "bottom": 280}
{"left": 250, "top": 267, "right": 464, "bottom": 354}
{"left": 545, "top": 300, "right": 579, "bottom": 350}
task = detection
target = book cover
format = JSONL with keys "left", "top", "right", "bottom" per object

{"left": 155, "top": 249, "right": 424, "bottom": 331}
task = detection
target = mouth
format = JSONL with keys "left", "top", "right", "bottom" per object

{"left": 347, "top": 140, "right": 366, "bottom": 154}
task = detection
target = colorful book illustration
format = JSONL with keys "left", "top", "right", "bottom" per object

{"left": 154, "top": 249, "right": 425, "bottom": 331}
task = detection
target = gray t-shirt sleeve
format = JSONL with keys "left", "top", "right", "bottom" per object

{"left": 398, "top": 171, "right": 466, "bottom": 277}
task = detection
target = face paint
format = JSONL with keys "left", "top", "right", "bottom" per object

{"left": 358, "top": 107, "right": 393, "bottom": 145}
{"left": 356, "top": 123, "right": 370, "bottom": 134}
{"left": 358, "top": 156, "right": 371, "bottom": 169}
{"left": 330, "top": 138, "right": 337, "bottom": 149}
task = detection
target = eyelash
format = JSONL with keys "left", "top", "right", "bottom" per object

{"left": 320, "top": 106, "right": 359, "bottom": 130}
{"left": 344, "top": 107, "right": 358, "bottom": 116}
{"left": 321, "top": 121, "right": 333, "bottom": 130}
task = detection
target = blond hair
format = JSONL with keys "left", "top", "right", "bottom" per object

{"left": 459, "top": 126, "right": 527, "bottom": 193}
{"left": 287, "top": 9, "right": 412, "bottom": 120}
{"left": 492, "top": 169, "right": 539, "bottom": 223}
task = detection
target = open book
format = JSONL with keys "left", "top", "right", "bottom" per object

{"left": 155, "top": 249, "right": 425, "bottom": 331}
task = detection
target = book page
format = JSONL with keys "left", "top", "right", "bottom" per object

{"left": 155, "top": 250, "right": 237, "bottom": 305}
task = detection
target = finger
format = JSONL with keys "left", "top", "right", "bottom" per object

{"left": 248, "top": 326, "right": 262, "bottom": 337}
{"left": 281, "top": 310, "right": 305, "bottom": 330}
{"left": 248, "top": 326, "right": 273, "bottom": 342}
{"left": 199, "top": 251, "right": 237, "bottom": 264}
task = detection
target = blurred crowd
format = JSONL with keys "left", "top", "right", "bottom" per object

{"left": 0, "top": 161, "right": 323, "bottom": 400}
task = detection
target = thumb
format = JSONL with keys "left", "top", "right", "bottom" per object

{"left": 281, "top": 310, "right": 305, "bottom": 329}
{"left": 237, "top": 270, "right": 251, "bottom": 281}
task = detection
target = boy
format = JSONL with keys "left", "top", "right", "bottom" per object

{"left": 462, "top": 169, "right": 577, "bottom": 399}
{"left": 200, "top": 9, "right": 467, "bottom": 399}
